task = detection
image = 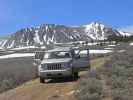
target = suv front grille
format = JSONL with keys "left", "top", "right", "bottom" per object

{"left": 47, "top": 64, "right": 62, "bottom": 70}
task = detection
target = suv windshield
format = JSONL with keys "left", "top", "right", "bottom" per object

{"left": 44, "top": 51, "right": 71, "bottom": 59}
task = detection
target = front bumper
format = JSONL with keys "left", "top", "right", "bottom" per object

{"left": 39, "top": 68, "right": 72, "bottom": 79}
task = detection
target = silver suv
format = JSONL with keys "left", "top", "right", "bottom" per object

{"left": 35, "top": 46, "right": 90, "bottom": 83}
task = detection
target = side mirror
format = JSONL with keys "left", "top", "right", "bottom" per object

{"left": 34, "top": 59, "right": 42, "bottom": 65}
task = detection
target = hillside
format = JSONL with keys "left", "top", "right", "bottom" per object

{"left": 0, "top": 57, "right": 107, "bottom": 100}
{"left": 0, "top": 22, "right": 131, "bottom": 48}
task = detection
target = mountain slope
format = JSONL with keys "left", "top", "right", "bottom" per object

{"left": 0, "top": 22, "right": 131, "bottom": 48}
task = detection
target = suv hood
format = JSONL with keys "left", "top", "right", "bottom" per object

{"left": 41, "top": 58, "right": 72, "bottom": 64}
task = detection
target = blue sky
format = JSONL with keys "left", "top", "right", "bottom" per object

{"left": 0, "top": 0, "right": 133, "bottom": 36}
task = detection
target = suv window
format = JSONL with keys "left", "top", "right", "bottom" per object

{"left": 35, "top": 52, "right": 45, "bottom": 60}
{"left": 44, "top": 51, "right": 71, "bottom": 59}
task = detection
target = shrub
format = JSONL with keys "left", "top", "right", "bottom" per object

{"left": 112, "top": 89, "right": 133, "bottom": 100}
{"left": 75, "top": 70, "right": 103, "bottom": 100}
{"left": 100, "top": 46, "right": 133, "bottom": 100}
{"left": 0, "top": 57, "right": 38, "bottom": 93}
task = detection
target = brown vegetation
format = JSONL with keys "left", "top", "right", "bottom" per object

{"left": 0, "top": 57, "right": 37, "bottom": 93}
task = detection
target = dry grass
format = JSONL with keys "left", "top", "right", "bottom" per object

{"left": 100, "top": 46, "right": 133, "bottom": 100}
{"left": 0, "top": 57, "right": 38, "bottom": 93}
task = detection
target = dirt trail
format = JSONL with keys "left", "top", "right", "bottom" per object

{"left": 91, "top": 57, "right": 112, "bottom": 100}
{"left": 0, "top": 57, "right": 110, "bottom": 100}
{"left": 101, "top": 74, "right": 112, "bottom": 100}
{"left": 0, "top": 79, "right": 77, "bottom": 100}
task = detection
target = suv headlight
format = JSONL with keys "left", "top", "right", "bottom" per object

{"left": 62, "top": 63, "right": 66, "bottom": 68}
{"left": 63, "top": 63, "right": 72, "bottom": 68}
{"left": 39, "top": 64, "right": 47, "bottom": 70}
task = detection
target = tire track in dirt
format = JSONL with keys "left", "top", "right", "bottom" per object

{"left": 101, "top": 75, "right": 112, "bottom": 100}
{"left": 91, "top": 57, "right": 112, "bottom": 100}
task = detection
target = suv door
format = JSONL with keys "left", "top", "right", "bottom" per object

{"left": 73, "top": 49, "right": 90, "bottom": 72}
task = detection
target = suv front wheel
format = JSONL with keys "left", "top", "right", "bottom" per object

{"left": 72, "top": 72, "right": 79, "bottom": 80}
{"left": 40, "top": 77, "right": 45, "bottom": 83}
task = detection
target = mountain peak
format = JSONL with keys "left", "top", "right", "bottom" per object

{"left": 84, "top": 21, "right": 107, "bottom": 31}
{"left": 90, "top": 21, "right": 104, "bottom": 25}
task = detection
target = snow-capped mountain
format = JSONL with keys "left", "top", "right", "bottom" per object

{"left": 84, "top": 22, "right": 131, "bottom": 40}
{"left": 0, "top": 22, "right": 131, "bottom": 48}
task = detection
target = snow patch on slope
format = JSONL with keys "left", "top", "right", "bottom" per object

{"left": 34, "top": 30, "right": 41, "bottom": 43}
{"left": 89, "top": 50, "right": 112, "bottom": 54}
{"left": 7, "top": 40, "right": 15, "bottom": 48}
{"left": 0, "top": 53, "right": 34, "bottom": 59}
{"left": 130, "top": 42, "right": 133, "bottom": 45}
{"left": 1, "top": 40, "right": 8, "bottom": 47}
{"left": 76, "top": 49, "right": 112, "bottom": 54}
{"left": 118, "top": 31, "right": 131, "bottom": 36}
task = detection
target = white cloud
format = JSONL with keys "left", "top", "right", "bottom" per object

{"left": 119, "top": 25, "right": 133, "bottom": 33}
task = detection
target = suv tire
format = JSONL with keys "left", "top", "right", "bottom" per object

{"left": 73, "top": 72, "right": 79, "bottom": 80}
{"left": 40, "top": 77, "right": 45, "bottom": 83}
